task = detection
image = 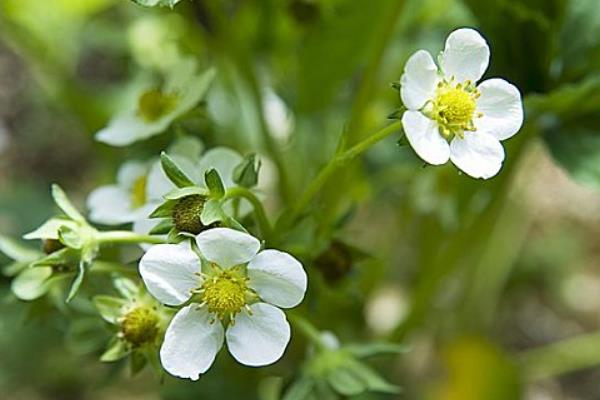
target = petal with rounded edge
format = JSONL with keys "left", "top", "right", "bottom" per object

{"left": 196, "top": 228, "right": 260, "bottom": 268}
{"left": 247, "top": 250, "right": 307, "bottom": 308}
{"left": 226, "top": 303, "right": 291, "bottom": 367}
{"left": 117, "top": 161, "right": 148, "bottom": 189}
{"left": 476, "top": 79, "right": 524, "bottom": 140}
{"left": 87, "top": 186, "right": 135, "bottom": 225}
{"left": 160, "top": 305, "right": 224, "bottom": 380}
{"left": 400, "top": 50, "right": 439, "bottom": 110}
{"left": 402, "top": 111, "right": 450, "bottom": 165}
{"left": 450, "top": 132, "right": 505, "bottom": 179}
{"left": 440, "top": 28, "right": 490, "bottom": 83}
{"left": 139, "top": 242, "right": 201, "bottom": 305}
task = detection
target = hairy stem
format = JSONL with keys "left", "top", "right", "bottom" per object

{"left": 96, "top": 231, "right": 166, "bottom": 246}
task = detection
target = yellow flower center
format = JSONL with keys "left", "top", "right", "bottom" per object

{"left": 130, "top": 175, "right": 148, "bottom": 208}
{"left": 121, "top": 306, "right": 160, "bottom": 347}
{"left": 137, "top": 88, "right": 178, "bottom": 122}
{"left": 429, "top": 80, "right": 481, "bottom": 139}
{"left": 200, "top": 269, "right": 249, "bottom": 320}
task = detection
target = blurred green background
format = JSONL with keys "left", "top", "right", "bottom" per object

{"left": 1, "top": 0, "right": 600, "bottom": 399}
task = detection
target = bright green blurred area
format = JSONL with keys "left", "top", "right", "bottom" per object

{"left": 1, "top": 0, "right": 600, "bottom": 399}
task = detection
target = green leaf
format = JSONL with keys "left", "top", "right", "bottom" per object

{"left": 94, "top": 295, "right": 127, "bottom": 324}
{"left": 160, "top": 152, "right": 195, "bottom": 188}
{"left": 149, "top": 219, "right": 174, "bottom": 235}
{"left": 200, "top": 198, "right": 225, "bottom": 226}
{"left": 346, "top": 359, "right": 401, "bottom": 394}
{"left": 51, "top": 184, "right": 85, "bottom": 222}
{"left": 101, "top": 338, "right": 130, "bottom": 362}
{"left": 327, "top": 367, "right": 366, "bottom": 396}
{"left": 11, "top": 266, "right": 53, "bottom": 301}
{"left": 31, "top": 247, "right": 78, "bottom": 268}
{"left": 0, "top": 235, "right": 39, "bottom": 262}
{"left": 233, "top": 153, "right": 261, "bottom": 188}
{"left": 204, "top": 168, "right": 225, "bottom": 198}
{"left": 283, "top": 378, "right": 315, "bottom": 400}
{"left": 66, "top": 259, "right": 88, "bottom": 303}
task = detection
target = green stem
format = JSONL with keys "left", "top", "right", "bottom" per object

{"left": 519, "top": 332, "right": 600, "bottom": 381}
{"left": 288, "top": 313, "right": 328, "bottom": 351}
{"left": 96, "top": 231, "right": 166, "bottom": 246}
{"left": 223, "top": 187, "right": 274, "bottom": 242}
{"left": 284, "top": 120, "right": 403, "bottom": 227}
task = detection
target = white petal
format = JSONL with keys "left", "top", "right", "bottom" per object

{"left": 226, "top": 303, "right": 291, "bottom": 367}
{"left": 145, "top": 160, "right": 174, "bottom": 202}
{"left": 475, "top": 79, "right": 524, "bottom": 140}
{"left": 402, "top": 111, "right": 450, "bottom": 165}
{"left": 450, "top": 133, "right": 505, "bottom": 179}
{"left": 440, "top": 28, "right": 490, "bottom": 83}
{"left": 139, "top": 242, "right": 201, "bottom": 305}
{"left": 400, "top": 50, "right": 439, "bottom": 110}
{"left": 95, "top": 114, "right": 156, "bottom": 147}
{"left": 160, "top": 305, "right": 224, "bottom": 380}
{"left": 116, "top": 161, "right": 147, "bottom": 189}
{"left": 197, "top": 148, "right": 243, "bottom": 188}
{"left": 195, "top": 228, "right": 260, "bottom": 268}
{"left": 247, "top": 250, "right": 307, "bottom": 308}
{"left": 87, "top": 186, "right": 135, "bottom": 225}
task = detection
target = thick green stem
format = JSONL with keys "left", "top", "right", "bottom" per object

{"left": 283, "top": 120, "right": 403, "bottom": 227}
{"left": 96, "top": 231, "right": 166, "bottom": 246}
{"left": 519, "top": 332, "right": 600, "bottom": 381}
{"left": 223, "top": 187, "right": 273, "bottom": 242}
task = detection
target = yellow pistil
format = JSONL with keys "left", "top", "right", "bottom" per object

{"left": 137, "top": 88, "right": 178, "bottom": 122}
{"left": 198, "top": 268, "right": 251, "bottom": 321}
{"left": 428, "top": 79, "right": 482, "bottom": 139}
{"left": 130, "top": 175, "right": 148, "bottom": 208}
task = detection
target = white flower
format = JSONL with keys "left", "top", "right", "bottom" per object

{"left": 139, "top": 228, "right": 307, "bottom": 380}
{"left": 400, "top": 28, "right": 524, "bottom": 179}
{"left": 95, "top": 58, "right": 214, "bottom": 147}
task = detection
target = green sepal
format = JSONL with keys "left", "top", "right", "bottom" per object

{"left": 160, "top": 152, "right": 195, "bottom": 188}
{"left": 94, "top": 295, "right": 127, "bottom": 324}
{"left": 130, "top": 350, "right": 148, "bottom": 375}
{"left": 51, "top": 184, "right": 86, "bottom": 222}
{"left": 164, "top": 186, "right": 208, "bottom": 200}
{"left": 149, "top": 200, "right": 177, "bottom": 218}
{"left": 58, "top": 225, "right": 84, "bottom": 249}
{"left": 200, "top": 198, "right": 225, "bottom": 226}
{"left": 113, "top": 277, "right": 139, "bottom": 300}
{"left": 0, "top": 234, "right": 39, "bottom": 262}
{"left": 204, "top": 168, "right": 225, "bottom": 198}
{"left": 233, "top": 153, "right": 261, "bottom": 188}
{"left": 66, "top": 259, "right": 89, "bottom": 303}
{"left": 31, "top": 247, "right": 78, "bottom": 267}
{"left": 23, "top": 218, "right": 77, "bottom": 240}
{"left": 149, "top": 219, "right": 174, "bottom": 235}
{"left": 2, "top": 261, "right": 28, "bottom": 277}
{"left": 11, "top": 266, "right": 54, "bottom": 301}
{"left": 101, "top": 337, "right": 130, "bottom": 362}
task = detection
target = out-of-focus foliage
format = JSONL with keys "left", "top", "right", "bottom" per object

{"left": 0, "top": 0, "right": 600, "bottom": 399}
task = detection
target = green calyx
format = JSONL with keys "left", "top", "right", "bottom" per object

{"left": 172, "top": 195, "right": 208, "bottom": 234}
